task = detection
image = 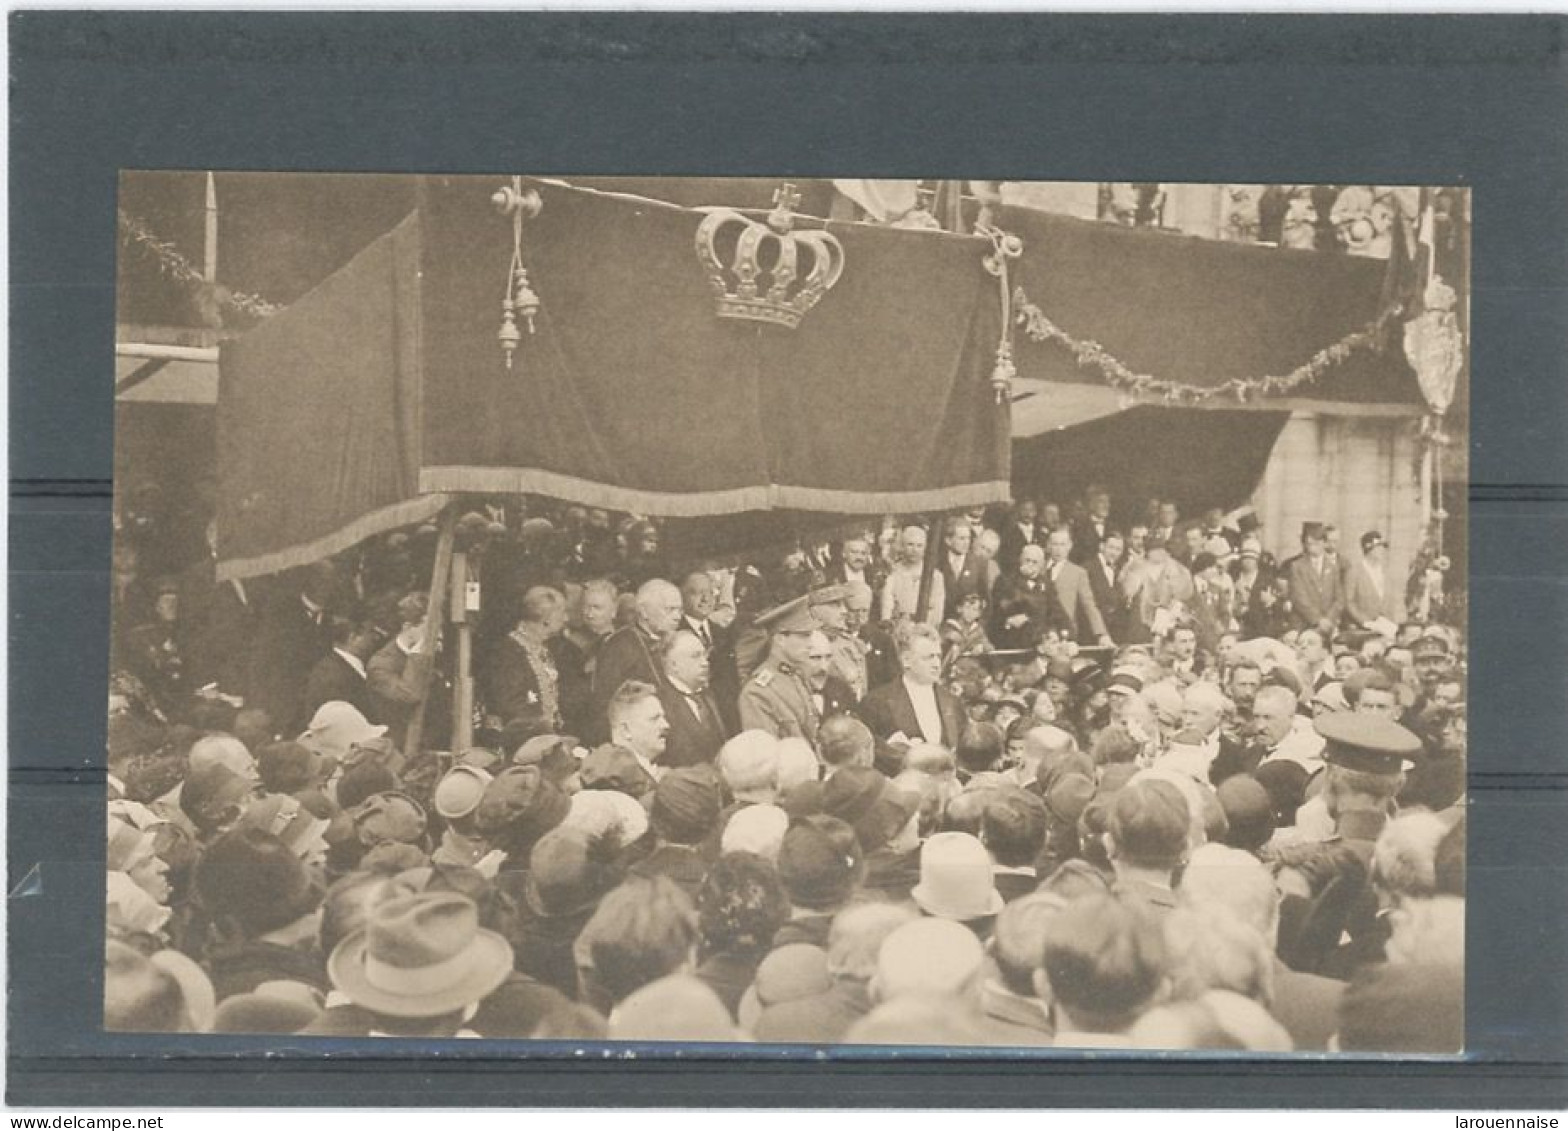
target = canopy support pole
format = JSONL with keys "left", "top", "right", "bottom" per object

{"left": 450, "top": 549, "right": 475, "bottom": 754}
{"left": 404, "top": 505, "right": 456, "bottom": 761}
{"left": 915, "top": 512, "right": 944, "bottom": 624}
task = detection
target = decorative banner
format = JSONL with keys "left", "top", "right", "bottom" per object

{"left": 1013, "top": 285, "right": 1403, "bottom": 406}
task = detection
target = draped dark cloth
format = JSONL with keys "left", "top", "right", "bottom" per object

{"left": 217, "top": 177, "right": 1011, "bottom": 580}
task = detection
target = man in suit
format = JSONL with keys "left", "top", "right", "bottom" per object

{"left": 997, "top": 500, "right": 1042, "bottom": 574}
{"left": 844, "top": 581, "right": 899, "bottom": 691}
{"left": 302, "top": 608, "right": 383, "bottom": 723}
{"left": 588, "top": 578, "right": 684, "bottom": 743}
{"left": 1168, "top": 680, "right": 1250, "bottom": 787}
{"left": 177, "top": 518, "right": 254, "bottom": 699}
{"left": 480, "top": 585, "right": 567, "bottom": 732}
{"left": 367, "top": 592, "right": 446, "bottom": 746}
{"left": 248, "top": 563, "right": 338, "bottom": 735}
{"left": 938, "top": 516, "right": 988, "bottom": 620}
{"left": 1148, "top": 500, "right": 1182, "bottom": 556}
{"left": 880, "top": 524, "right": 943, "bottom": 628}
{"left": 678, "top": 569, "right": 740, "bottom": 732}
{"left": 657, "top": 628, "right": 730, "bottom": 768}
{"left": 1044, "top": 529, "right": 1112, "bottom": 647}
{"left": 805, "top": 628, "right": 859, "bottom": 722}
{"left": 1068, "top": 484, "right": 1114, "bottom": 566}
{"left": 1344, "top": 531, "right": 1406, "bottom": 633}
{"left": 1188, "top": 552, "right": 1237, "bottom": 657}
{"left": 1285, "top": 522, "right": 1346, "bottom": 634}
{"left": 1121, "top": 540, "right": 1194, "bottom": 646}
{"left": 826, "top": 535, "right": 887, "bottom": 609}
{"left": 857, "top": 623, "right": 967, "bottom": 770}
{"left": 1085, "top": 530, "right": 1128, "bottom": 644}
{"left": 989, "top": 544, "right": 1071, "bottom": 652}
{"left": 738, "top": 598, "right": 822, "bottom": 741}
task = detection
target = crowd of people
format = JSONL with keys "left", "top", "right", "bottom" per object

{"left": 104, "top": 488, "right": 1466, "bottom": 1051}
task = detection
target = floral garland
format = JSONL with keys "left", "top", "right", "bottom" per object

{"left": 1013, "top": 285, "right": 1402, "bottom": 405}
{"left": 118, "top": 208, "right": 280, "bottom": 321}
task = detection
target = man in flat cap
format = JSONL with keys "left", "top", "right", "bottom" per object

{"left": 737, "top": 597, "right": 822, "bottom": 741}
{"left": 1285, "top": 522, "right": 1346, "bottom": 635}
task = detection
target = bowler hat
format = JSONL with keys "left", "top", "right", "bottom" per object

{"left": 328, "top": 891, "right": 513, "bottom": 1018}
{"left": 910, "top": 832, "right": 1004, "bottom": 921}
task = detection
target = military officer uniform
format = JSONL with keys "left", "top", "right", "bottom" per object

{"left": 806, "top": 583, "right": 870, "bottom": 702}
{"left": 1277, "top": 712, "right": 1424, "bottom": 977}
{"left": 736, "top": 599, "right": 821, "bottom": 741}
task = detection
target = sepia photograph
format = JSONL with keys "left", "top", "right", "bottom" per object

{"left": 104, "top": 172, "right": 1469, "bottom": 1053}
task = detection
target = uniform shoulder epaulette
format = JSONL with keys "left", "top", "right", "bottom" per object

{"left": 752, "top": 669, "right": 773, "bottom": 687}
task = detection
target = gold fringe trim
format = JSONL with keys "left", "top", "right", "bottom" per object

{"left": 215, "top": 494, "right": 452, "bottom": 582}
{"left": 418, "top": 467, "right": 1010, "bottom": 516}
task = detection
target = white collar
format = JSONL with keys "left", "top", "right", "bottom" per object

{"left": 334, "top": 648, "right": 367, "bottom": 678}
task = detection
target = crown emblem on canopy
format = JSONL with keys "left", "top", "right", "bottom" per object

{"left": 695, "top": 183, "right": 846, "bottom": 330}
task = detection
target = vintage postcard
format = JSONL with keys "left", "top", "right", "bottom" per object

{"left": 105, "top": 173, "right": 1467, "bottom": 1052}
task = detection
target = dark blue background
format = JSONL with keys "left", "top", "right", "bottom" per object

{"left": 9, "top": 12, "right": 1567, "bottom": 1107}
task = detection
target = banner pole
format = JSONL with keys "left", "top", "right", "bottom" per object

{"left": 404, "top": 504, "right": 456, "bottom": 761}
{"left": 450, "top": 548, "right": 474, "bottom": 753}
{"left": 915, "top": 512, "right": 944, "bottom": 624}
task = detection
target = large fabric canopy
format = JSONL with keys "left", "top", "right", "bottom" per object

{"left": 216, "top": 176, "right": 1011, "bottom": 580}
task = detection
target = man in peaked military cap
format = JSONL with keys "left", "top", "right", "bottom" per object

{"left": 807, "top": 583, "right": 870, "bottom": 701}
{"left": 1275, "top": 711, "right": 1423, "bottom": 977}
{"left": 737, "top": 596, "right": 822, "bottom": 742}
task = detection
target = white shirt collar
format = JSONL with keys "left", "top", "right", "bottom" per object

{"left": 901, "top": 676, "right": 943, "bottom": 742}
{"left": 334, "top": 647, "right": 367, "bottom": 679}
